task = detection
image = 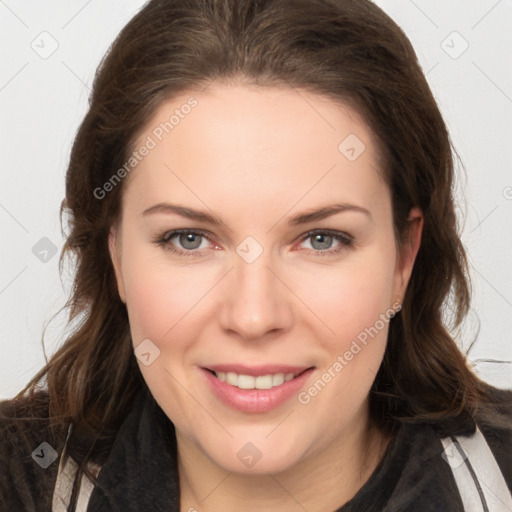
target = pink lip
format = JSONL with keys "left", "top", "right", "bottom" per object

{"left": 204, "top": 363, "right": 311, "bottom": 377}
{"left": 200, "top": 366, "right": 315, "bottom": 413}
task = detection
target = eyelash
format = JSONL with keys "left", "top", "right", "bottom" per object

{"left": 153, "top": 229, "right": 354, "bottom": 258}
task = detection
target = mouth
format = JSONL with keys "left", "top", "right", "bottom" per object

{"left": 200, "top": 364, "right": 315, "bottom": 413}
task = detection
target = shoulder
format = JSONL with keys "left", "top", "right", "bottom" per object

{"left": 0, "top": 391, "right": 68, "bottom": 511}
{"left": 476, "top": 383, "right": 512, "bottom": 426}
{"left": 474, "top": 384, "right": 512, "bottom": 492}
{"left": 369, "top": 385, "right": 512, "bottom": 510}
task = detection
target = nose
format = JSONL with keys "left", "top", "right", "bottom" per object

{"left": 219, "top": 252, "right": 294, "bottom": 341}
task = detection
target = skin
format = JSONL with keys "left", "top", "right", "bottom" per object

{"left": 109, "top": 83, "right": 423, "bottom": 512}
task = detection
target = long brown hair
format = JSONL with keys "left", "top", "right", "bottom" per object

{"left": 5, "top": 0, "right": 505, "bottom": 506}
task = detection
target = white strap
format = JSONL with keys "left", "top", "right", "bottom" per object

{"left": 441, "top": 426, "right": 512, "bottom": 511}
{"left": 52, "top": 426, "right": 100, "bottom": 512}
{"left": 52, "top": 456, "right": 97, "bottom": 512}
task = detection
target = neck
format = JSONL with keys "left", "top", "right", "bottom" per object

{"left": 177, "top": 403, "right": 392, "bottom": 512}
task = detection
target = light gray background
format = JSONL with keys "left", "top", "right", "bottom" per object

{"left": 1, "top": 0, "right": 511, "bottom": 399}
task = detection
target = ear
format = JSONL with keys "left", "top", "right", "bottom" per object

{"left": 393, "top": 207, "right": 423, "bottom": 303}
{"left": 108, "top": 226, "right": 127, "bottom": 303}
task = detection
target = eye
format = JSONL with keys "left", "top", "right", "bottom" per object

{"left": 298, "top": 230, "right": 354, "bottom": 257}
{"left": 153, "top": 229, "right": 213, "bottom": 256}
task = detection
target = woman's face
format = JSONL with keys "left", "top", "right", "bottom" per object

{"left": 109, "top": 83, "right": 421, "bottom": 474}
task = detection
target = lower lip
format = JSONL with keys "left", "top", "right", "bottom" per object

{"left": 200, "top": 367, "right": 315, "bottom": 413}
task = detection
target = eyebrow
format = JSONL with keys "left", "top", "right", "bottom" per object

{"left": 142, "top": 202, "right": 372, "bottom": 225}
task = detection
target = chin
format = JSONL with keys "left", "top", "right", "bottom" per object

{"left": 203, "top": 436, "right": 308, "bottom": 475}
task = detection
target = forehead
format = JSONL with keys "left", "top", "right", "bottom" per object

{"left": 124, "top": 83, "right": 387, "bottom": 218}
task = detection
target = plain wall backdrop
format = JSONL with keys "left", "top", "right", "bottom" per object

{"left": 1, "top": 0, "right": 511, "bottom": 399}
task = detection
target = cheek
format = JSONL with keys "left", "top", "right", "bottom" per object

{"left": 296, "top": 256, "right": 397, "bottom": 424}
{"left": 121, "top": 254, "right": 212, "bottom": 421}
{"left": 305, "top": 252, "right": 397, "bottom": 349}
{"left": 121, "top": 250, "right": 218, "bottom": 347}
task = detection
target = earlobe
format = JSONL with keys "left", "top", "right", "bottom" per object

{"left": 108, "top": 227, "right": 127, "bottom": 304}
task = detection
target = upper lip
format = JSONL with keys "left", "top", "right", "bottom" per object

{"left": 203, "top": 364, "right": 313, "bottom": 377}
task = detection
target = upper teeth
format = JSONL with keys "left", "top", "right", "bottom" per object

{"left": 215, "top": 371, "right": 296, "bottom": 389}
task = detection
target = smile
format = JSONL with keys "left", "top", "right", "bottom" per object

{"left": 201, "top": 365, "right": 315, "bottom": 413}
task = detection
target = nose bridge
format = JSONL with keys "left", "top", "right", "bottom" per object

{"left": 234, "top": 253, "right": 274, "bottom": 305}
{"left": 220, "top": 243, "right": 292, "bottom": 339}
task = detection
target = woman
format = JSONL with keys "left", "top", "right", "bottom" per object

{"left": 1, "top": 0, "right": 511, "bottom": 511}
